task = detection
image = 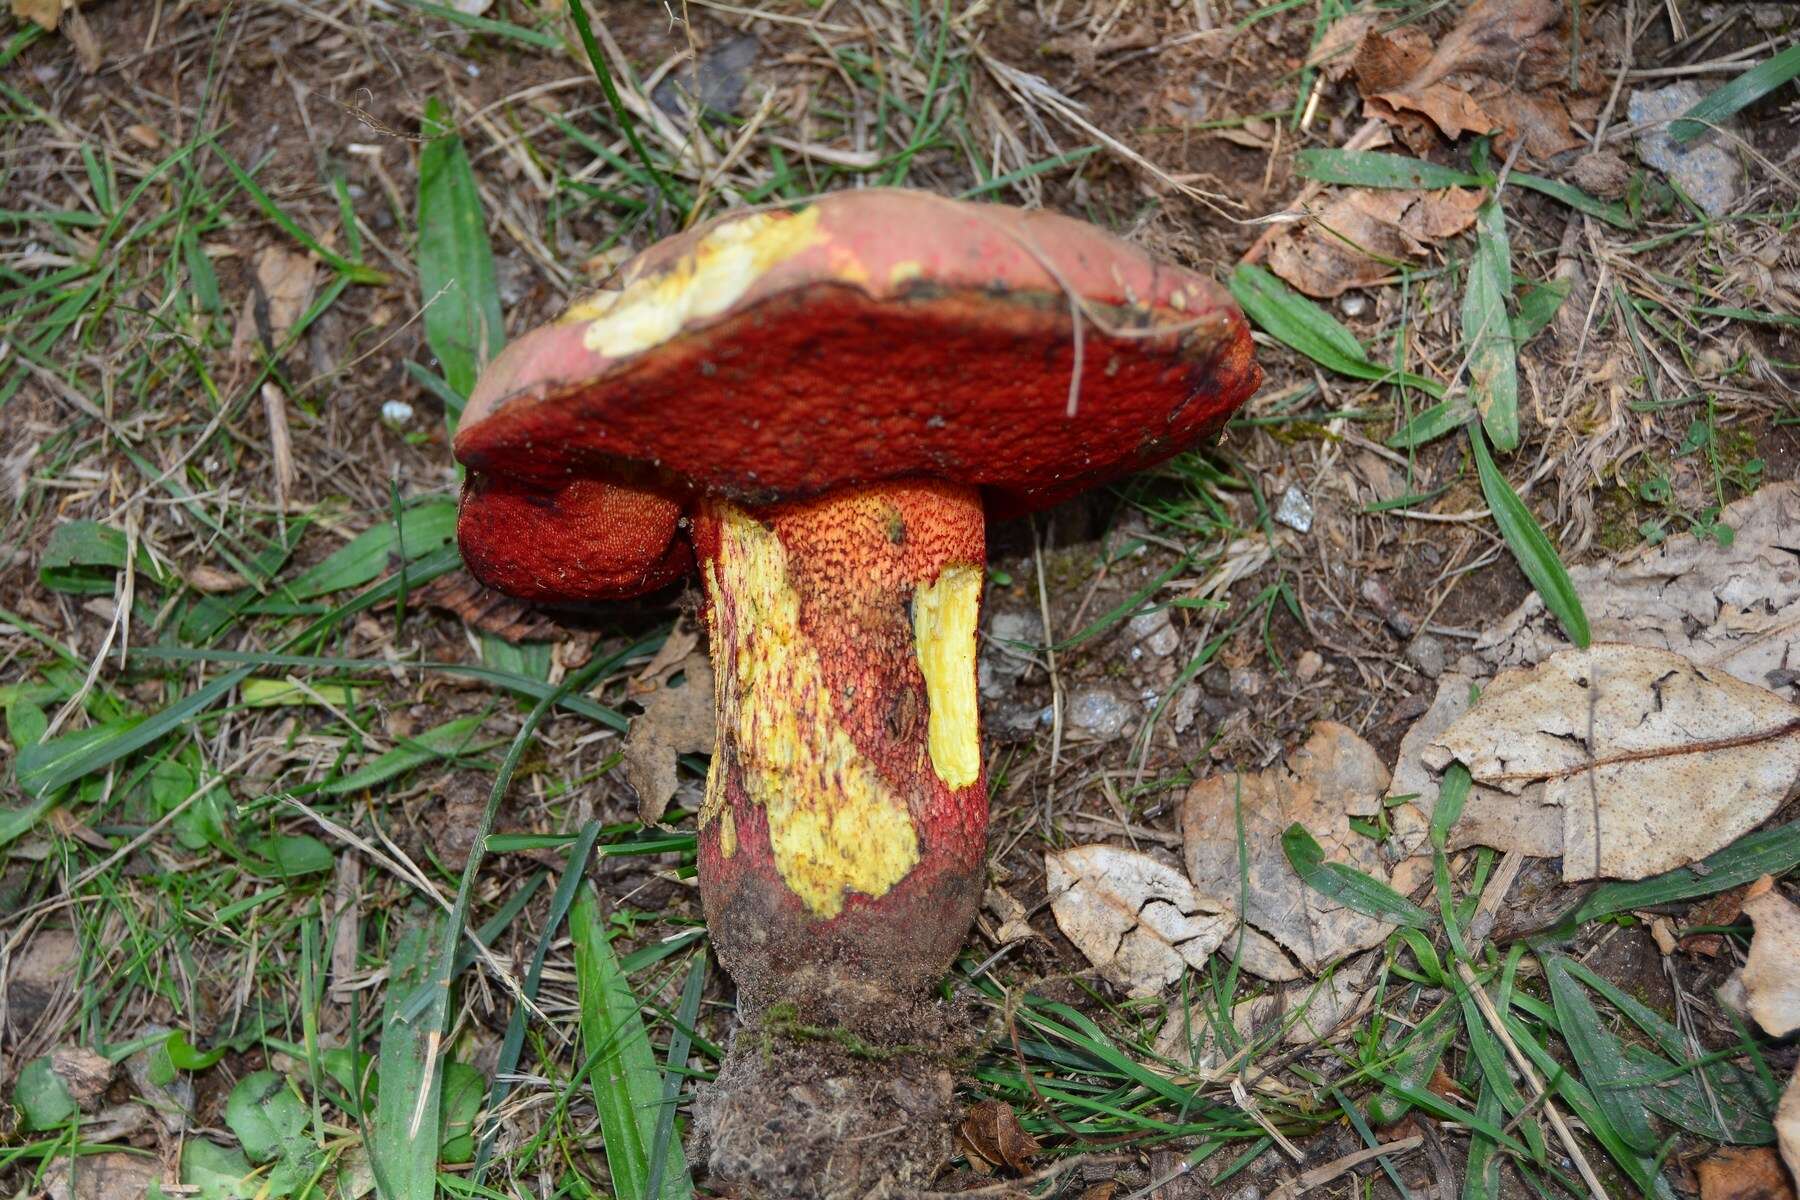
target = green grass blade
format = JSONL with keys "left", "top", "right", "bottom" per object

{"left": 418, "top": 98, "right": 504, "bottom": 417}
{"left": 1552, "top": 819, "right": 1800, "bottom": 934}
{"left": 644, "top": 954, "right": 706, "bottom": 1200}
{"left": 1280, "top": 823, "right": 1434, "bottom": 928}
{"left": 395, "top": 0, "right": 562, "bottom": 47}
{"left": 1470, "top": 422, "right": 1590, "bottom": 647}
{"left": 1462, "top": 198, "right": 1520, "bottom": 451}
{"left": 571, "top": 883, "right": 694, "bottom": 1200}
{"left": 474, "top": 820, "right": 607, "bottom": 1179}
{"left": 1672, "top": 43, "right": 1800, "bottom": 142}
{"left": 16, "top": 668, "right": 251, "bottom": 797}
{"left": 373, "top": 917, "right": 443, "bottom": 1200}
{"left": 567, "top": 0, "right": 685, "bottom": 218}
{"left": 1388, "top": 397, "right": 1474, "bottom": 449}
{"left": 1292, "top": 149, "right": 1482, "bottom": 189}
{"left": 1544, "top": 956, "right": 1658, "bottom": 1154}
{"left": 321, "top": 716, "right": 486, "bottom": 795}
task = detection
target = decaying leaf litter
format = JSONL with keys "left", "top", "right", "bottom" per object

{"left": 2, "top": 0, "right": 1798, "bottom": 1197}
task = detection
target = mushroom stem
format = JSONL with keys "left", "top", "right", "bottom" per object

{"left": 692, "top": 479, "right": 988, "bottom": 1020}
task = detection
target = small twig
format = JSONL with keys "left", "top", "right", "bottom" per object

{"left": 1269, "top": 1135, "right": 1424, "bottom": 1200}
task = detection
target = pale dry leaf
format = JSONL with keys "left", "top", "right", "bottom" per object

{"left": 233, "top": 246, "right": 317, "bottom": 363}
{"left": 984, "top": 886, "right": 1039, "bottom": 944}
{"left": 1697, "top": 1141, "right": 1797, "bottom": 1200}
{"left": 1045, "top": 844, "right": 1233, "bottom": 998}
{"left": 1307, "top": 11, "right": 1380, "bottom": 81}
{"left": 1779, "top": 1060, "right": 1800, "bottom": 1191}
{"left": 630, "top": 619, "right": 700, "bottom": 692}
{"left": 187, "top": 564, "right": 248, "bottom": 594}
{"left": 1430, "top": 644, "right": 1800, "bottom": 881}
{"left": 9, "top": 927, "right": 78, "bottom": 1030}
{"left": 1390, "top": 672, "right": 1563, "bottom": 859}
{"left": 1184, "top": 722, "right": 1398, "bottom": 972}
{"left": 43, "top": 1152, "right": 163, "bottom": 1200}
{"left": 12, "top": 0, "right": 70, "bottom": 30}
{"left": 1741, "top": 877, "right": 1800, "bottom": 1038}
{"left": 1479, "top": 483, "right": 1800, "bottom": 699}
{"left": 49, "top": 1045, "right": 113, "bottom": 1110}
{"left": 958, "top": 1100, "right": 1041, "bottom": 1174}
{"left": 1270, "top": 187, "right": 1483, "bottom": 298}
{"left": 623, "top": 651, "right": 715, "bottom": 826}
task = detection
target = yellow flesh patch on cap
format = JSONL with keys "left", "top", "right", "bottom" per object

{"left": 564, "top": 206, "right": 824, "bottom": 359}
{"left": 702, "top": 505, "right": 919, "bottom": 920}
{"left": 912, "top": 565, "right": 982, "bottom": 790}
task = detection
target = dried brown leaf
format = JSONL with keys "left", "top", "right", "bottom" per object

{"left": 1184, "top": 722, "right": 1398, "bottom": 971}
{"left": 1479, "top": 484, "right": 1800, "bottom": 698}
{"left": 187, "top": 564, "right": 248, "bottom": 594}
{"left": 1779, "top": 1061, "right": 1800, "bottom": 1190}
{"left": 958, "top": 1100, "right": 1041, "bottom": 1174}
{"left": 623, "top": 651, "right": 715, "bottom": 826}
{"left": 1742, "top": 877, "right": 1800, "bottom": 1038}
{"left": 1697, "top": 1146, "right": 1797, "bottom": 1200}
{"left": 12, "top": 0, "right": 70, "bottom": 31}
{"left": 49, "top": 1045, "right": 113, "bottom": 1110}
{"left": 407, "top": 570, "right": 563, "bottom": 642}
{"left": 1045, "top": 844, "right": 1233, "bottom": 997}
{"left": 1270, "top": 187, "right": 1483, "bottom": 297}
{"left": 44, "top": 1152, "right": 163, "bottom": 1200}
{"left": 1430, "top": 644, "right": 1800, "bottom": 881}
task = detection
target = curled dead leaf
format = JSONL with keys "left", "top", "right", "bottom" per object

{"left": 1269, "top": 186, "right": 1483, "bottom": 298}
{"left": 1045, "top": 844, "right": 1233, "bottom": 998}
{"left": 1184, "top": 723, "right": 1398, "bottom": 972}
{"left": 1428, "top": 644, "right": 1800, "bottom": 881}
{"left": 1779, "top": 1061, "right": 1799, "bottom": 1190}
{"left": 958, "top": 1100, "right": 1041, "bottom": 1174}
{"left": 1697, "top": 1146, "right": 1796, "bottom": 1200}
{"left": 187, "top": 564, "right": 248, "bottom": 594}
{"left": 623, "top": 651, "right": 715, "bottom": 826}
{"left": 1741, "top": 877, "right": 1800, "bottom": 1038}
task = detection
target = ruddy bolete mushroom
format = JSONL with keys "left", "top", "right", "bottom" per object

{"left": 453, "top": 189, "right": 1259, "bottom": 1196}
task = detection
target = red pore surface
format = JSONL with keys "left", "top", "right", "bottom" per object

{"left": 454, "top": 189, "right": 1261, "bottom": 521}
{"left": 457, "top": 472, "right": 691, "bottom": 603}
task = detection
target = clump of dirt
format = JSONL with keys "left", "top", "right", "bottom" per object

{"left": 694, "top": 994, "right": 977, "bottom": 1199}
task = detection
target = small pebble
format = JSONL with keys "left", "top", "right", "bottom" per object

{"left": 1295, "top": 649, "right": 1323, "bottom": 681}
{"left": 1274, "top": 485, "right": 1314, "bottom": 534}
{"left": 1407, "top": 634, "right": 1447, "bottom": 679}
{"left": 1338, "top": 292, "right": 1368, "bottom": 318}
{"left": 1630, "top": 83, "right": 1743, "bottom": 217}
{"left": 381, "top": 399, "right": 415, "bottom": 426}
{"left": 1066, "top": 684, "right": 1134, "bottom": 739}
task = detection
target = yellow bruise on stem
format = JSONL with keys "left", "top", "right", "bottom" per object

{"left": 563, "top": 207, "right": 823, "bottom": 359}
{"left": 913, "top": 565, "right": 982, "bottom": 790}
{"left": 701, "top": 505, "right": 920, "bottom": 920}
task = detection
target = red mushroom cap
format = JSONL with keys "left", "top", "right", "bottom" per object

{"left": 454, "top": 188, "right": 1260, "bottom": 599}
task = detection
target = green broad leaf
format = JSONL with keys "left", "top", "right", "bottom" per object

{"left": 1388, "top": 397, "right": 1474, "bottom": 449}
{"left": 321, "top": 1047, "right": 375, "bottom": 1112}
{"left": 1430, "top": 763, "right": 1471, "bottom": 851}
{"left": 1555, "top": 819, "right": 1800, "bottom": 933}
{"left": 225, "top": 1070, "right": 310, "bottom": 1163}
{"left": 480, "top": 633, "right": 552, "bottom": 682}
{"left": 418, "top": 96, "right": 504, "bottom": 418}
{"left": 1462, "top": 198, "right": 1520, "bottom": 452}
{"left": 1512, "top": 278, "right": 1571, "bottom": 344}
{"left": 1293, "top": 149, "right": 1482, "bottom": 189}
{"left": 241, "top": 678, "right": 360, "bottom": 707}
{"left": 1545, "top": 957, "right": 1659, "bottom": 1153}
{"left": 1621, "top": 1044, "right": 1774, "bottom": 1143}
{"left": 321, "top": 715, "right": 485, "bottom": 795}
{"left": 1230, "top": 264, "right": 1444, "bottom": 396}
{"left": 15, "top": 668, "right": 251, "bottom": 798}
{"left": 1280, "top": 823, "right": 1434, "bottom": 928}
{"left": 1510, "top": 173, "right": 1634, "bottom": 228}
{"left": 373, "top": 918, "right": 442, "bottom": 1200}
{"left": 245, "top": 834, "right": 335, "bottom": 877}
{"left": 180, "top": 1140, "right": 255, "bottom": 1200}
{"left": 164, "top": 1029, "right": 228, "bottom": 1072}
{"left": 14, "top": 1056, "right": 77, "bottom": 1129}
{"left": 1471, "top": 424, "right": 1590, "bottom": 647}
{"left": 571, "top": 883, "right": 693, "bottom": 1200}
{"left": 1672, "top": 42, "right": 1800, "bottom": 142}
{"left": 438, "top": 1061, "right": 485, "bottom": 1162}
{"left": 39, "top": 519, "right": 169, "bottom": 593}
{"left": 282, "top": 501, "right": 458, "bottom": 599}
